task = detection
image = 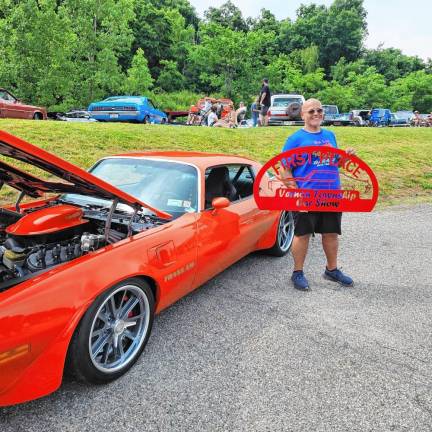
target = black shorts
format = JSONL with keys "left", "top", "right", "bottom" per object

{"left": 260, "top": 105, "right": 269, "bottom": 115}
{"left": 294, "top": 211, "right": 342, "bottom": 236}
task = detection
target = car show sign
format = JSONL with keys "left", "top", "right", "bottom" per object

{"left": 253, "top": 146, "right": 379, "bottom": 212}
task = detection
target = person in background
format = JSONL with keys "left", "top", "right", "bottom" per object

{"left": 202, "top": 97, "right": 212, "bottom": 115}
{"left": 251, "top": 97, "right": 260, "bottom": 127}
{"left": 235, "top": 102, "right": 247, "bottom": 125}
{"left": 412, "top": 111, "right": 421, "bottom": 127}
{"left": 259, "top": 78, "right": 271, "bottom": 126}
{"left": 207, "top": 105, "right": 218, "bottom": 127}
{"left": 280, "top": 98, "right": 355, "bottom": 291}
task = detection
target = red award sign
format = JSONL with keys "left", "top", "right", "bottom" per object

{"left": 253, "top": 146, "right": 379, "bottom": 212}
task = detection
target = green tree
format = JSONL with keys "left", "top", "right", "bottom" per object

{"left": 0, "top": 0, "right": 77, "bottom": 110}
{"left": 188, "top": 23, "right": 274, "bottom": 99}
{"left": 330, "top": 58, "right": 367, "bottom": 84}
{"left": 124, "top": 48, "right": 153, "bottom": 94}
{"left": 248, "top": 9, "right": 280, "bottom": 34}
{"left": 316, "top": 82, "right": 360, "bottom": 112}
{"left": 130, "top": 1, "right": 171, "bottom": 76}
{"left": 388, "top": 71, "right": 432, "bottom": 112}
{"left": 277, "top": 0, "right": 367, "bottom": 72}
{"left": 63, "top": 0, "right": 135, "bottom": 104}
{"left": 288, "top": 45, "right": 320, "bottom": 73}
{"left": 363, "top": 47, "right": 425, "bottom": 82}
{"left": 204, "top": 1, "right": 248, "bottom": 32}
{"left": 166, "top": 8, "right": 195, "bottom": 73}
{"left": 156, "top": 60, "right": 185, "bottom": 92}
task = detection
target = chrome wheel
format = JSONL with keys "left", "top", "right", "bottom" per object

{"left": 278, "top": 211, "right": 294, "bottom": 252}
{"left": 89, "top": 284, "right": 150, "bottom": 373}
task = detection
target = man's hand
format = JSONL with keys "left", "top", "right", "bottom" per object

{"left": 345, "top": 147, "right": 356, "bottom": 156}
{"left": 277, "top": 165, "right": 297, "bottom": 189}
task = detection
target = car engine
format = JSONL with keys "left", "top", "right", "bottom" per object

{"left": 0, "top": 201, "right": 162, "bottom": 291}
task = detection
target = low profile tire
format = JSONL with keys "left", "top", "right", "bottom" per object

{"left": 143, "top": 115, "right": 150, "bottom": 124}
{"left": 265, "top": 211, "right": 295, "bottom": 257}
{"left": 33, "top": 112, "right": 43, "bottom": 120}
{"left": 67, "top": 278, "right": 154, "bottom": 384}
{"left": 161, "top": 118, "right": 167, "bottom": 124}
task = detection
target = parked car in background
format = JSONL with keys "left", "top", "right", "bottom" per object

{"left": 56, "top": 110, "right": 98, "bottom": 122}
{"left": 369, "top": 108, "right": 391, "bottom": 126}
{"left": 88, "top": 96, "right": 167, "bottom": 124}
{"left": 268, "top": 94, "right": 305, "bottom": 126}
{"left": 395, "top": 111, "right": 413, "bottom": 124}
{"left": 350, "top": 109, "right": 370, "bottom": 126}
{"left": 322, "top": 105, "right": 339, "bottom": 125}
{"left": 332, "top": 113, "right": 354, "bottom": 126}
{"left": 389, "top": 113, "right": 410, "bottom": 127}
{"left": 0, "top": 88, "right": 47, "bottom": 120}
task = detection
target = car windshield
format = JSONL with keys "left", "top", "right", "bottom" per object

{"left": 272, "top": 98, "right": 302, "bottom": 107}
{"left": 62, "top": 158, "right": 198, "bottom": 217}
{"left": 324, "top": 106, "right": 338, "bottom": 114}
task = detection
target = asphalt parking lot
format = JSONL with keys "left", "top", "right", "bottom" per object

{"left": 1, "top": 204, "right": 432, "bottom": 432}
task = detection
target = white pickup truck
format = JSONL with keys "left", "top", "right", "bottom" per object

{"left": 268, "top": 94, "right": 305, "bottom": 126}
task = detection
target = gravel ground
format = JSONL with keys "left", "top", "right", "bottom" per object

{"left": 1, "top": 204, "right": 432, "bottom": 432}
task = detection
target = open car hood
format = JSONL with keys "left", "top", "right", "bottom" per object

{"left": 0, "top": 131, "right": 172, "bottom": 219}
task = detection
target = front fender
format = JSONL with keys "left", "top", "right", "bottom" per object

{"left": 0, "top": 233, "right": 165, "bottom": 406}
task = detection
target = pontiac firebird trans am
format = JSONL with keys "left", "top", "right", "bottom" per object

{"left": 0, "top": 131, "right": 294, "bottom": 406}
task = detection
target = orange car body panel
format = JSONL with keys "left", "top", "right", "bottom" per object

{"left": 0, "top": 134, "right": 281, "bottom": 407}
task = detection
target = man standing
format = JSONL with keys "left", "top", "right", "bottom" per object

{"left": 280, "top": 98, "right": 355, "bottom": 291}
{"left": 259, "top": 78, "right": 271, "bottom": 126}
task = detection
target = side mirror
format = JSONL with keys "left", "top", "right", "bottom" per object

{"left": 211, "top": 197, "right": 230, "bottom": 213}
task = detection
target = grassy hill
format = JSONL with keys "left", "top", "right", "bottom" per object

{"left": 1, "top": 119, "right": 431, "bottom": 207}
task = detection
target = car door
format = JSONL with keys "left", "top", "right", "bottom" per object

{"left": 0, "top": 90, "right": 15, "bottom": 118}
{"left": 193, "top": 164, "right": 260, "bottom": 288}
{"left": 147, "top": 99, "right": 163, "bottom": 123}
{"left": 3, "top": 91, "right": 26, "bottom": 119}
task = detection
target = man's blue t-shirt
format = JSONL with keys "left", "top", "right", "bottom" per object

{"left": 281, "top": 128, "right": 341, "bottom": 190}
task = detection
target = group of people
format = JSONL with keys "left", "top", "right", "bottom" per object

{"left": 412, "top": 110, "right": 432, "bottom": 127}
{"left": 186, "top": 98, "right": 247, "bottom": 128}
{"left": 207, "top": 101, "right": 247, "bottom": 128}
{"left": 186, "top": 78, "right": 273, "bottom": 128}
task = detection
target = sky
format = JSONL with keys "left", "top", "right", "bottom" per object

{"left": 189, "top": 0, "right": 431, "bottom": 60}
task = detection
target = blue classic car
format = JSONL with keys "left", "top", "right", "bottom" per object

{"left": 88, "top": 96, "right": 167, "bottom": 124}
{"left": 369, "top": 108, "right": 391, "bottom": 126}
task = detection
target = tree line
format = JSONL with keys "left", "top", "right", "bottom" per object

{"left": 1, "top": 0, "right": 431, "bottom": 112}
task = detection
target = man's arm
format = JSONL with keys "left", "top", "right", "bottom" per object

{"left": 277, "top": 165, "right": 297, "bottom": 189}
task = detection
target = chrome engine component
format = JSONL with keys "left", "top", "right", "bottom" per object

{"left": 81, "top": 233, "right": 106, "bottom": 252}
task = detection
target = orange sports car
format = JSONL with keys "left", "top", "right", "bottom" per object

{"left": 0, "top": 130, "right": 294, "bottom": 406}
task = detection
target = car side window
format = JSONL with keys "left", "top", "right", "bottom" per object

{"left": 229, "top": 165, "right": 254, "bottom": 199}
{"left": 0, "top": 91, "right": 14, "bottom": 102}
{"left": 204, "top": 164, "right": 254, "bottom": 209}
{"left": 147, "top": 99, "right": 155, "bottom": 109}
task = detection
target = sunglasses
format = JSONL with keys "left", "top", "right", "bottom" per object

{"left": 307, "top": 108, "right": 324, "bottom": 115}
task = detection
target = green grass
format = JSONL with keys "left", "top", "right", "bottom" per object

{"left": 1, "top": 119, "right": 432, "bottom": 207}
